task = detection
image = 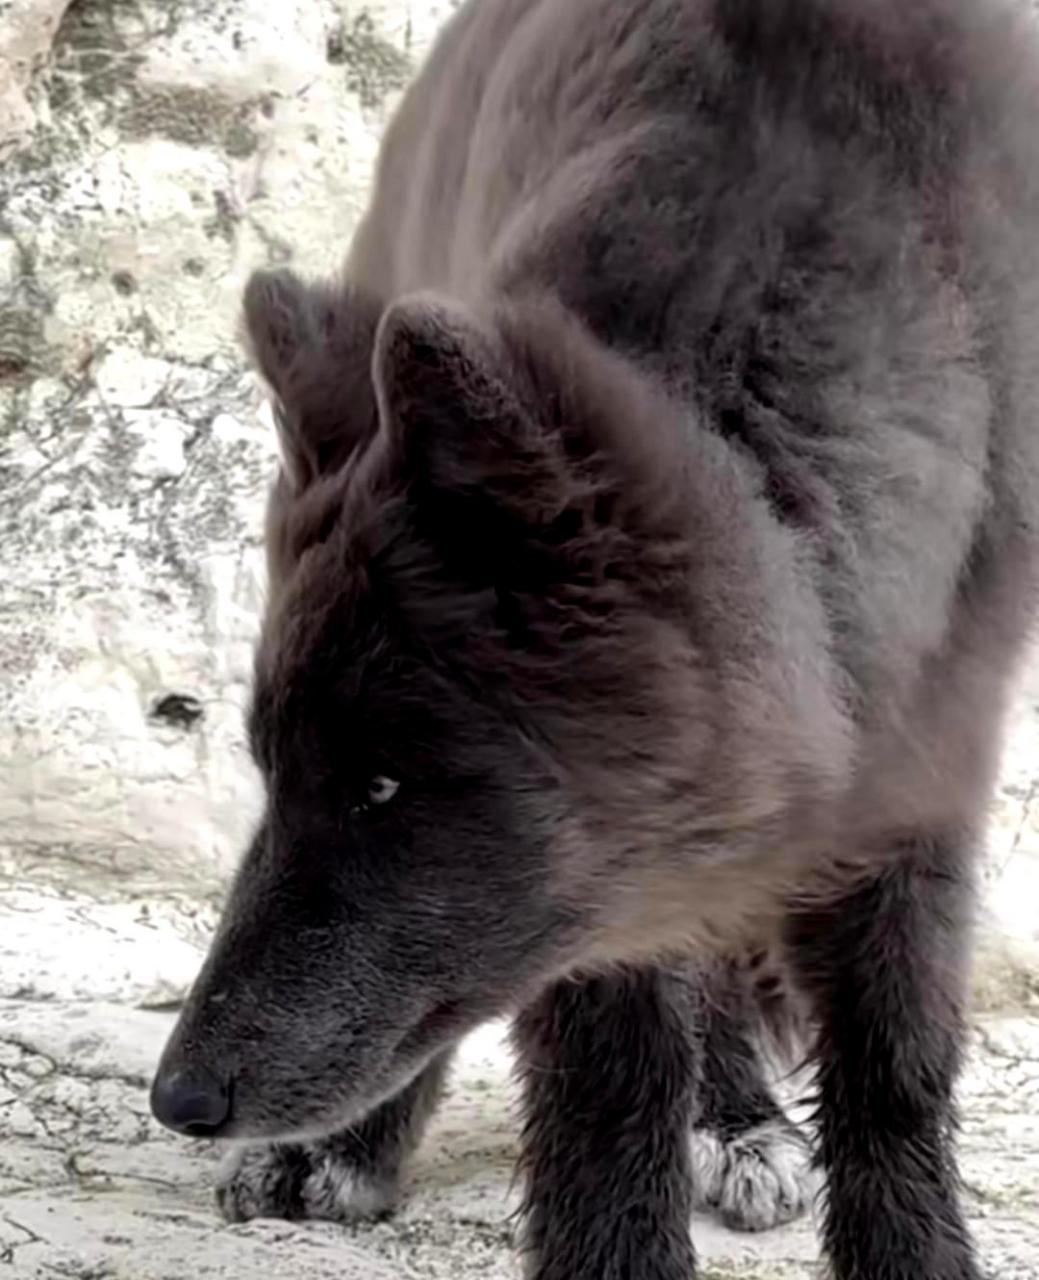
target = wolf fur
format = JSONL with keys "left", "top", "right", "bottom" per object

{"left": 152, "top": 2, "right": 1039, "bottom": 1276}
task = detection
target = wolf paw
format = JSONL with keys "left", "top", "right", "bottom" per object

{"left": 215, "top": 1140, "right": 396, "bottom": 1225}
{"left": 690, "top": 1118, "right": 817, "bottom": 1232}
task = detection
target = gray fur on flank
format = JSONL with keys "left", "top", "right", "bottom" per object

{"left": 152, "top": 1, "right": 1039, "bottom": 1276}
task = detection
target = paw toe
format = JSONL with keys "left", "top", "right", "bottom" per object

{"left": 214, "top": 1141, "right": 397, "bottom": 1225}
{"left": 215, "top": 1143, "right": 309, "bottom": 1223}
{"left": 301, "top": 1152, "right": 397, "bottom": 1223}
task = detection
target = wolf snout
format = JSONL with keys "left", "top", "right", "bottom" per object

{"left": 150, "top": 1063, "right": 231, "bottom": 1137}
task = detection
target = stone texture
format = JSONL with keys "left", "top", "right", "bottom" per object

{"left": 0, "top": 0, "right": 458, "bottom": 903}
{"left": 979, "top": 657, "right": 1039, "bottom": 1007}
{"left": 0, "top": 1, "right": 1038, "bottom": 1275}
{"left": 1, "top": 968, "right": 1037, "bottom": 1278}
{"left": 0, "top": 0, "right": 73, "bottom": 150}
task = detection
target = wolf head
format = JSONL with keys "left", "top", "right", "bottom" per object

{"left": 150, "top": 270, "right": 839, "bottom": 1141}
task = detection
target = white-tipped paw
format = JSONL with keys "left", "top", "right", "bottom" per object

{"left": 216, "top": 1140, "right": 396, "bottom": 1224}
{"left": 691, "top": 1119, "right": 817, "bottom": 1232}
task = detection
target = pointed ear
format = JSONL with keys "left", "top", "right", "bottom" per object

{"left": 371, "top": 293, "right": 692, "bottom": 625}
{"left": 242, "top": 268, "right": 381, "bottom": 491}
{"left": 373, "top": 294, "right": 568, "bottom": 530}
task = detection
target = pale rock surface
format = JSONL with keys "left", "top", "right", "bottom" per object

{"left": 0, "top": 0, "right": 72, "bottom": 150}
{"left": 0, "top": 1, "right": 1038, "bottom": 1276}
{"left": 1, "top": 978, "right": 1038, "bottom": 1279}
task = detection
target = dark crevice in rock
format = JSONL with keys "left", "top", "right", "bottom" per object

{"left": 148, "top": 694, "right": 204, "bottom": 731}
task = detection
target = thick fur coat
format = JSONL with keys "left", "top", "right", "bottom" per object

{"left": 152, "top": 3, "right": 1039, "bottom": 1277}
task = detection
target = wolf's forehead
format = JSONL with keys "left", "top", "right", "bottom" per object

{"left": 259, "top": 536, "right": 380, "bottom": 659}
{"left": 246, "top": 650, "right": 372, "bottom": 767}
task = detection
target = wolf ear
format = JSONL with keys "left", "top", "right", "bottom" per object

{"left": 373, "top": 294, "right": 568, "bottom": 535}
{"left": 243, "top": 268, "right": 381, "bottom": 491}
{"left": 372, "top": 294, "right": 690, "bottom": 625}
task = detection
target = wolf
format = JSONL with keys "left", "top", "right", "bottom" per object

{"left": 150, "top": 1, "right": 1039, "bottom": 1276}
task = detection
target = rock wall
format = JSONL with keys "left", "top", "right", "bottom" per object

{"left": 1, "top": 0, "right": 455, "bottom": 900}
{"left": 1, "top": 0, "right": 1036, "bottom": 1010}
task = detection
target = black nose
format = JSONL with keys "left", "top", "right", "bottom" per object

{"left": 150, "top": 1065, "right": 231, "bottom": 1136}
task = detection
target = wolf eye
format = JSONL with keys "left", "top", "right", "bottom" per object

{"left": 350, "top": 775, "right": 400, "bottom": 816}
{"left": 367, "top": 776, "right": 399, "bottom": 806}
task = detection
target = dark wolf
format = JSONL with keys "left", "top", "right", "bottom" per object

{"left": 151, "top": 1, "right": 1039, "bottom": 1276}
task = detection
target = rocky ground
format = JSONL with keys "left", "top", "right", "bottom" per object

{"left": 1, "top": 929, "right": 1038, "bottom": 1280}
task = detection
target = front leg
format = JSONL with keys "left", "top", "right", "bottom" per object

{"left": 787, "top": 834, "right": 981, "bottom": 1280}
{"left": 514, "top": 967, "right": 699, "bottom": 1280}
